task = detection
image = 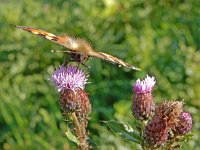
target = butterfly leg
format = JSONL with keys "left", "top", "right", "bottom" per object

{"left": 75, "top": 63, "right": 80, "bottom": 72}
{"left": 51, "top": 49, "right": 75, "bottom": 66}
{"left": 62, "top": 54, "right": 70, "bottom": 66}
{"left": 74, "top": 63, "right": 90, "bottom": 73}
{"left": 81, "top": 63, "right": 90, "bottom": 69}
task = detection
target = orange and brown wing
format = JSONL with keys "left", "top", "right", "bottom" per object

{"left": 89, "top": 51, "right": 141, "bottom": 71}
{"left": 15, "top": 26, "right": 73, "bottom": 49}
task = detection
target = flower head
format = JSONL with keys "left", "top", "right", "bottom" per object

{"left": 132, "top": 75, "right": 156, "bottom": 120}
{"left": 51, "top": 65, "right": 88, "bottom": 92}
{"left": 173, "top": 112, "right": 192, "bottom": 135}
{"left": 133, "top": 75, "right": 156, "bottom": 94}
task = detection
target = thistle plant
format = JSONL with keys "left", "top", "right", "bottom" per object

{"left": 51, "top": 65, "right": 91, "bottom": 150}
{"left": 105, "top": 75, "right": 193, "bottom": 150}
{"left": 50, "top": 65, "right": 193, "bottom": 150}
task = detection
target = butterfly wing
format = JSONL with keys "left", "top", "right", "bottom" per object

{"left": 15, "top": 26, "right": 141, "bottom": 70}
{"left": 89, "top": 51, "right": 141, "bottom": 71}
{"left": 15, "top": 26, "right": 74, "bottom": 49}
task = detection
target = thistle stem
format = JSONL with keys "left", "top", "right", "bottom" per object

{"left": 71, "top": 113, "right": 89, "bottom": 150}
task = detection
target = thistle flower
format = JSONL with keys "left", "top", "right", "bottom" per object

{"left": 132, "top": 75, "right": 156, "bottom": 120}
{"left": 51, "top": 65, "right": 91, "bottom": 118}
{"left": 51, "top": 65, "right": 91, "bottom": 149}
{"left": 51, "top": 65, "right": 88, "bottom": 92}
{"left": 173, "top": 112, "right": 192, "bottom": 135}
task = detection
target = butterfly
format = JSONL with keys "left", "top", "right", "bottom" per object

{"left": 15, "top": 26, "right": 141, "bottom": 71}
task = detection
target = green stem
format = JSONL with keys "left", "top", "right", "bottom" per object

{"left": 71, "top": 113, "right": 89, "bottom": 150}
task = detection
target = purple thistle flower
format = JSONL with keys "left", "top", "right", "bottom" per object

{"left": 132, "top": 75, "right": 156, "bottom": 120}
{"left": 133, "top": 75, "right": 156, "bottom": 94}
{"left": 51, "top": 65, "right": 88, "bottom": 92}
{"left": 50, "top": 65, "right": 91, "bottom": 149}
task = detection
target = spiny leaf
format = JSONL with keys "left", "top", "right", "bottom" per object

{"left": 103, "top": 120, "right": 142, "bottom": 144}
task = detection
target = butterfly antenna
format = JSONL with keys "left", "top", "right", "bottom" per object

{"left": 51, "top": 50, "right": 66, "bottom": 53}
{"left": 51, "top": 50, "right": 76, "bottom": 53}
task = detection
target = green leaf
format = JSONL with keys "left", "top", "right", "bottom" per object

{"left": 180, "top": 134, "right": 193, "bottom": 142}
{"left": 103, "top": 120, "right": 142, "bottom": 144}
{"left": 65, "top": 130, "right": 80, "bottom": 145}
{"left": 87, "top": 137, "right": 98, "bottom": 147}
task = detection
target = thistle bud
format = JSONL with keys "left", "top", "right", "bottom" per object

{"left": 155, "top": 101, "right": 183, "bottom": 128}
{"left": 60, "top": 89, "right": 91, "bottom": 119}
{"left": 144, "top": 115, "right": 168, "bottom": 148}
{"left": 173, "top": 112, "right": 192, "bottom": 135}
{"left": 132, "top": 75, "right": 156, "bottom": 120}
{"left": 144, "top": 101, "right": 184, "bottom": 148}
{"left": 51, "top": 65, "right": 91, "bottom": 119}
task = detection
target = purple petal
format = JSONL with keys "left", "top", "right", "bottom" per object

{"left": 51, "top": 65, "right": 88, "bottom": 92}
{"left": 133, "top": 75, "right": 156, "bottom": 93}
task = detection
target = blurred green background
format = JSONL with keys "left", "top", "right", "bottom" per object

{"left": 0, "top": 0, "right": 199, "bottom": 149}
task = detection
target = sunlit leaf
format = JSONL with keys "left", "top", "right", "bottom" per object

{"left": 65, "top": 130, "right": 80, "bottom": 145}
{"left": 103, "top": 120, "right": 142, "bottom": 144}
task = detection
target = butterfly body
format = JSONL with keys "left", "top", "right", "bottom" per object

{"left": 70, "top": 52, "right": 88, "bottom": 63}
{"left": 15, "top": 26, "right": 140, "bottom": 71}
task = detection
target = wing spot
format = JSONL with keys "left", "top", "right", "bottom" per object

{"left": 32, "top": 31, "right": 40, "bottom": 34}
{"left": 36, "top": 33, "right": 46, "bottom": 38}
{"left": 46, "top": 36, "right": 54, "bottom": 40}
{"left": 47, "top": 33, "right": 56, "bottom": 37}
{"left": 49, "top": 36, "right": 59, "bottom": 41}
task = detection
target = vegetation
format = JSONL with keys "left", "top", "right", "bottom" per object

{"left": 0, "top": 0, "right": 199, "bottom": 149}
